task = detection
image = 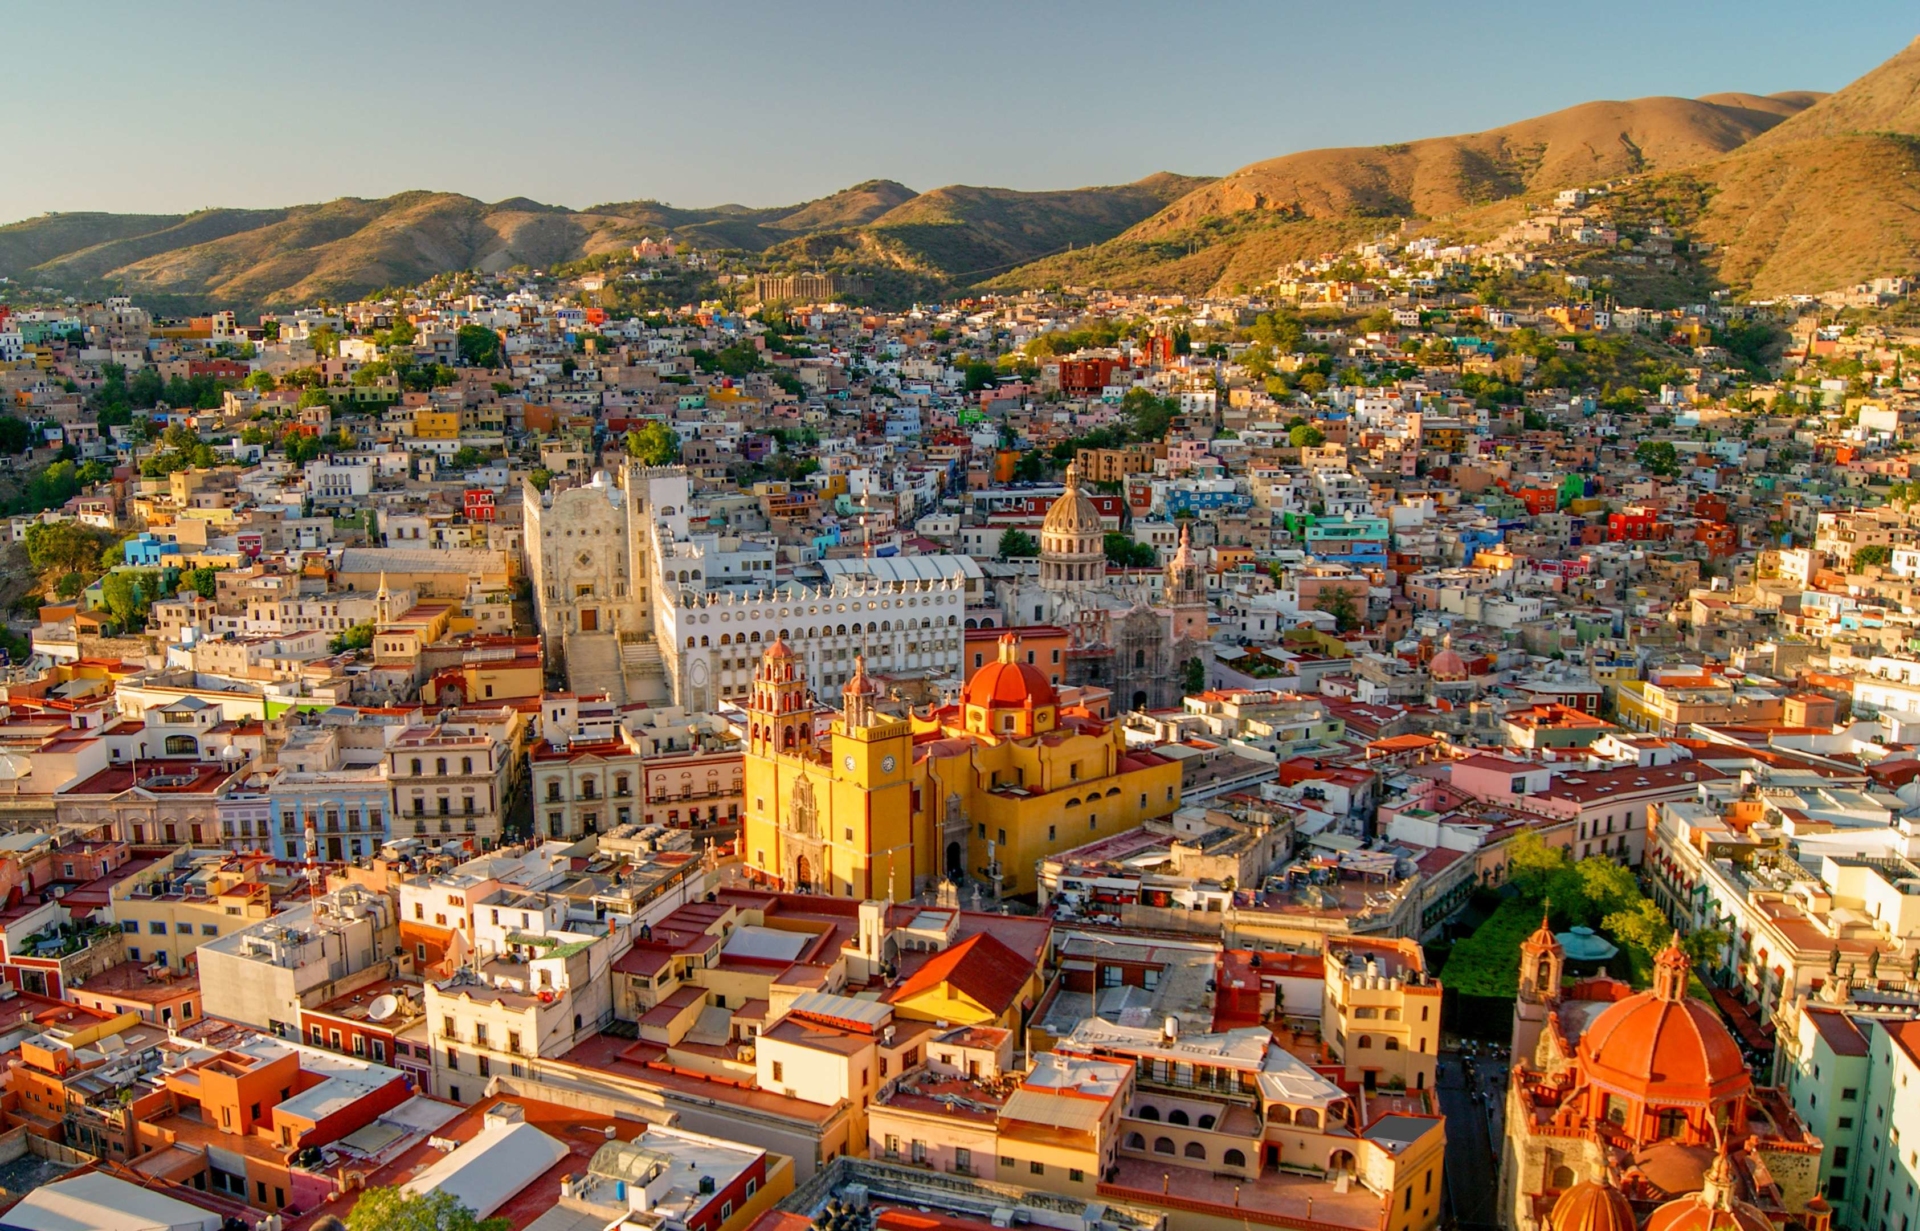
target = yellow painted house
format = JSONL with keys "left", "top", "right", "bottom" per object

{"left": 884, "top": 931, "right": 1042, "bottom": 1031}
{"left": 742, "top": 632, "right": 1181, "bottom": 904}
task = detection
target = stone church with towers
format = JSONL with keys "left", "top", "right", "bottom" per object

{"left": 523, "top": 462, "right": 689, "bottom": 703}
{"left": 1499, "top": 917, "right": 1829, "bottom": 1231}
{"left": 994, "top": 460, "right": 1211, "bottom": 712}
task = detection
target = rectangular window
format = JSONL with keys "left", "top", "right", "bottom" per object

{"left": 771, "top": 1061, "right": 783, "bottom": 1082}
{"left": 1031, "top": 1161, "right": 1045, "bottom": 1176}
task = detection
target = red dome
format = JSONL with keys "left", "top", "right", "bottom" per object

{"left": 964, "top": 634, "right": 1057, "bottom": 710}
{"left": 1578, "top": 991, "right": 1748, "bottom": 1106}
{"left": 1549, "top": 1182, "right": 1636, "bottom": 1231}
{"left": 965, "top": 660, "right": 1058, "bottom": 710}
{"left": 1644, "top": 1193, "right": 1770, "bottom": 1231}
{"left": 764, "top": 635, "right": 796, "bottom": 660}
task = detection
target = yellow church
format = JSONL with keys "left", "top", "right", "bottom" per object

{"left": 742, "top": 631, "right": 1183, "bottom": 901}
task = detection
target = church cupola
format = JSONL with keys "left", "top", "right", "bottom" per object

{"left": 1518, "top": 911, "right": 1565, "bottom": 1004}
{"left": 1039, "top": 461, "right": 1106, "bottom": 594}
{"left": 1653, "top": 931, "right": 1691, "bottom": 1002}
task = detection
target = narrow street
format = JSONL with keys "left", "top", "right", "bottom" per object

{"left": 1435, "top": 1051, "right": 1508, "bottom": 1231}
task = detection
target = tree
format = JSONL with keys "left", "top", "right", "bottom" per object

{"left": 55, "top": 572, "right": 88, "bottom": 599}
{"left": 1635, "top": 440, "right": 1679, "bottom": 477}
{"left": 456, "top": 325, "right": 503, "bottom": 368}
{"left": 1181, "top": 656, "right": 1206, "bottom": 695}
{"left": 448, "top": 446, "right": 490, "bottom": 470}
{"left": 100, "top": 569, "right": 160, "bottom": 630}
{"left": 1852, "top": 544, "right": 1893, "bottom": 572}
{"left": 345, "top": 1187, "right": 510, "bottom": 1231}
{"left": 1011, "top": 452, "right": 1047, "bottom": 483}
{"left": 245, "top": 371, "right": 277, "bottom": 394}
{"left": 25, "top": 521, "right": 109, "bottom": 576}
{"left": 182, "top": 567, "right": 219, "bottom": 600}
{"left": 0, "top": 416, "right": 34, "bottom": 455}
{"left": 1313, "top": 587, "right": 1360, "bottom": 633}
{"left": 998, "top": 529, "right": 1039, "bottom": 559}
{"left": 1288, "top": 424, "right": 1325, "bottom": 449}
{"left": 308, "top": 326, "right": 342, "bottom": 358}
{"left": 963, "top": 361, "right": 996, "bottom": 392}
{"left": 528, "top": 468, "right": 554, "bottom": 493}
{"left": 625, "top": 422, "right": 681, "bottom": 466}
{"left": 1120, "top": 389, "right": 1176, "bottom": 441}
{"left": 331, "top": 623, "right": 376, "bottom": 653}
{"left": 1104, "top": 532, "right": 1158, "bottom": 569}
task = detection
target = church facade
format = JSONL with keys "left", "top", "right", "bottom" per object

{"left": 741, "top": 630, "right": 1183, "bottom": 901}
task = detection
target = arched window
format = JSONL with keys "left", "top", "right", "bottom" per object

{"left": 1184, "top": 1142, "right": 1206, "bottom": 1160}
{"left": 1224, "top": 1149, "right": 1246, "bottom": 1168}
{"left": 1066, "top": 798, "right": 1081, "bottom": 808}
{"left": 163, "top": 734, "right": 197, "bottom": 756}
{"left": 721, "top": 634, "right": 732, "bottom": 645}
{"left": 1269, "top": 1106, "right": 1292, "bottom": 1125}
{"left": 411, "top": 758, "right": 422, "bottom": 775}
{"left": 1125, "top": 1133, "right": 1144, "bottom": 1150}
{"left": 1197, "top": 1114, "right": 1216, "bottom": 1130}
{"left": 1294, "top": 1108, "right": 1319, "bottom": 1129}
{"left": 1137, "top": 1106, "right": 1159, "bottom": 1121}
{"left": 1153, "top": 1137, "right": 1174, "bottom": 1155}
{"left": 1385, "top": 1038, "right": 1400, "bottom": 1051}
{"left": 436, "top": 758, "right": 447, "bottom": 776}
{"left": 686, "top": 637, "right": 696, "bottom": 648}
{"left": 1384, "top": 1008, "right": 1402, "bottom": 1021}
{"left": 462, "top": 756, "right": 473, "bottom": 775}
{"left": 1329, "top": 1149, "right": 1355, "bottom": 1174}
{"left": 700, "top": 636, "right": 709, "bottom": 647}
{"left": 1356, "top": 1035, "right": 1372, "bottom": 1049}
{"left": 1550, "top": 1165, "right": 1576, "bottom": 1190}
{"left": 1168, "top": 1110, "right": 1190, "bottom": 1126}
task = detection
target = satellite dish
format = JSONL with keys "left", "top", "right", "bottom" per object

{"left": 366, "top": 995, "right": 398, "bottom": 1022}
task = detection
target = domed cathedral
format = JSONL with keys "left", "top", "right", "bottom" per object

{"left": 741, "top": 630, "right": 1183, "bottom": 902}
{"left": 995, "top": 466, "right": 1211, "bottom": 714}
{"left": 1499, "top": 922, "right": 1830, "bottom": 1231}
{"left": 1039, "top": 461, "right": 1107, "bottom": 595}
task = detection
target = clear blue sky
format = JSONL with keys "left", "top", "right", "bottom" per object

{"left": 7, "top": 2, "right": 1915, "bottom": 224}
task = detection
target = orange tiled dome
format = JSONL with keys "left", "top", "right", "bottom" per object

{"left": 1577, "top": 937, "right": 1747, "bottom": 1107}
{"left": 1428, "top": 632, "right": 1468, "bottom": 681}
{"left": 1549, "top": 1182, "right": 1636, "bottom": 1231}
{"left": 964, "top": 633, "right": 1058, "bottom": 710}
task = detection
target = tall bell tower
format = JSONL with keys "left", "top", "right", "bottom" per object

{"left": 747, "top": 634, "right": 809, "bottom": 757}
{"left": 1511, "top": 913, "right": 1565, "bottom": 1063}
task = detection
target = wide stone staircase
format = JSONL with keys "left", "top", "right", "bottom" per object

{"left": 562, "top": 632, "right": 627, "bottom": 704}
{"left": 620, "top": 636, "right": 670, "bottom": 705}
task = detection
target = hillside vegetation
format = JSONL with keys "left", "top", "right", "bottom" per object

{"left": 996, "top": 92, "right": 1824, "bottom": 295}
{"left": 0, "top": 174, "right": 1208, "bottom": 310}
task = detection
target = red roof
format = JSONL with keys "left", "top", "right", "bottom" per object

{"left": 963, "top": 651, "right": 1057, "bottom": 710}
{"left": 887, "top": 932, "right": 1033, "bottom": 1017}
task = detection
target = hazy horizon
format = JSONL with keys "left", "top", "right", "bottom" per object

{"left": 5, "top": 1, "right": 1915, "bottom": 226}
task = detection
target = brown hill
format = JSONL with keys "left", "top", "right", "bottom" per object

{"left": 1744, "top": 37, "right": 1920, "bottom": 146}
{"left": 1123, "top": 94, "right": 1815, "bottom": 239}
{"left": 762, "top": 180, "right": 918, "bottom": 232}
{"left": 994, "top": 91, "right": 1823, "bottom": 295}
{"left": 1682, "top": 38, "right": 1920, "bottom": 295}
{"left": 0, "top": 172, "right": 1203, "bottom": 307}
